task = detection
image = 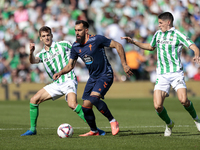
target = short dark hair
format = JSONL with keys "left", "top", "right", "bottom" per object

{"left": 158, "top": 12, "right": 174, "bottom": 26}
{"left": 75, "top": 20, "right": 89, "bottom": 29}
{"left": 39, "top": 26, "right": 52, "bottom": 36}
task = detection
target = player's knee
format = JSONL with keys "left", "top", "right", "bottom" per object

{"left": 30, "top": 96, "right": 37, "bottom": 104}
{"left": 89, "top": 95, "right": 100, "bottom": 105}
{"left": 180, "top": 98, "right": 190, "bottom": 107}
{"left": 154, "top": 104, "right": 163, "bottom": 113}
{"left": 68, "top": 102, "right": 77, "bottom": 110}
{"left": 30, "top": 95, "right": 42, "bottom": 105}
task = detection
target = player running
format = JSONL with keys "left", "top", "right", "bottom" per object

{"left": 21, "top": 26, "right": 105, "bottom": 136}
{"left": 121, "top": 12, "right": 200, "bottom": 136}
{"left": 53, "top": 20, "right": 133, "bottom": 136}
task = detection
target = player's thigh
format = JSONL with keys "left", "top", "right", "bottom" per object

{"left": 91, "top": 75, "right": 113, "bottom": 99}
{"left": 82, "top": 77, "right": 96, "bottom": 100}
{"left": 60, "top": 80, "right": 78, "bottom": 102}
{"left": 30, "top": 88, "right": 52, "bottom": 104}
{"left": 153, "top": 90, "right": 167, "bottom": 109}
{"left": 154, "top": 74, "right": 171, "bottom": 97}
{"left": 177, "top": 88, "right": 189, "bottom": 106}
{"left": 171, "top": 71, "right": 187, "bottom": 104}
{"left": 43, "top": 82, "right": 65, "bottom": 101}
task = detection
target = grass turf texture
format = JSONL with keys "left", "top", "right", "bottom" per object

{"left": 0, "top": 98, "right": 200, "bottom": 150}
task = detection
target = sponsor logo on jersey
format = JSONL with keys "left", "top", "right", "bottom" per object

{"left": 186, "top": 37, "right": 190, "bottom": 41}
{"left": 83, "top": 55, "right": 93, "bottom": 65}
{"left": 44, "top": 51, "right": 61, "bottom": 62}
{"left": 157, "top": 40, "right": 173, "bottom": 45}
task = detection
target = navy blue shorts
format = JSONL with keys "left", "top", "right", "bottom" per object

{"left": 82, "top": 74, "right": 113, "bottom": 100}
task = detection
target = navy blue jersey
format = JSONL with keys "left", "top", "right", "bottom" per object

{"left": 70, "top": 35, "right": 113, "bottom": 78}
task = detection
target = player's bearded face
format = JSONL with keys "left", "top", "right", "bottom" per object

{"left": 76, "top": 31, "right": 85, "bottom": 43}
{"left": 75, "top": 24, "right": 87, "bottom": 44}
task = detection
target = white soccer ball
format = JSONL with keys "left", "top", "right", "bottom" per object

{"left": 57, "top": 123, "right": 74, "bottom": 138}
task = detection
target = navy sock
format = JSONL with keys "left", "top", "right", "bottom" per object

{"left": 82, "top": 106, "right": 97, "bottom": 131}
{"left": 89, "top": 95, "right": 114, "bottom": 121}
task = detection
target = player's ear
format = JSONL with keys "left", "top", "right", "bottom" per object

{"left": 168, "top": 20, "right": 171, "bottom": 26}
{"left": 85, "top": 28, "right": 88, "bottom": 34}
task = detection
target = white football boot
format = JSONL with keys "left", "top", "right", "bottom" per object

{"left": 194, "top": 119, "right": 200, "bottom": 131}
{"left": 164, "top": 121, "right": 174, "bottom": 137}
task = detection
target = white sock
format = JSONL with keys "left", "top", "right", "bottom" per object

{"left": 109, "top": 119, "right": 116, "bottom": 123}
{"left": 91, "top": 130, "right": 98, "bottom": 133}
{"left": 194, "top": 115, "right": 199, "bottom": 121}
{"left": 167, "top": 120, "right": 172, "bottom": 126}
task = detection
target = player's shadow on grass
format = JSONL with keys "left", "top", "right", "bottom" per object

{"left": 116, "top": 130, "right": 193, "bottom": 136}
{"left": 118, "top": 130, "right": 163, "bottom": 136}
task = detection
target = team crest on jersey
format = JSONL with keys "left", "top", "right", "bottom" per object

{"left": 83, "top": 55, "right": 93, "bottom": 65}
{"left": 169, "top": 35, "right": 173, "bottom": 40}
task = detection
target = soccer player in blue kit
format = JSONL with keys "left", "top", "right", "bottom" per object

{"left": 53, "top": 20, "right": 133, "bottom": 136}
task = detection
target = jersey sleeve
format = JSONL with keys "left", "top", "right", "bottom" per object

{"left": 176, "top": 30, "right": 194, "bottom": 48}
{"left": 150, "top": 31, "right": 159, "bottom": 48}
{"left": 97, "top": 35, "right": 112, "bottom": 47}
{"left": 70, "top": 45, "right": 78, "bottom": 60}
{"left": 58, "top": 41, "right": 72, "bottom": 49}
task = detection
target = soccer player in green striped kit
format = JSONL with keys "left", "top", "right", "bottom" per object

{"left": 122, "top": 12, "right": 200, "bottom": 136}
{"left": 21, "top": 26, "right": 105, "bottom": 136}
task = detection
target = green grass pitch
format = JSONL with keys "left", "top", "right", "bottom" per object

{"left": 0, "top": 97, "right": 200, "bottom": 150}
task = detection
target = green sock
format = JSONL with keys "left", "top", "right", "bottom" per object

{"left": 30, "top": 103, "right": 38, "bottom": 132}
{"left": 184, "top": 101, "right": 197, "bottom": 119}
{"left": 74, "top": 104, "right": 86, "bottom": 123}
{"left": 156, "top": 107, "right": 171, "bottom": 124}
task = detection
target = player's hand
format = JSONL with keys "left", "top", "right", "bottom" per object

{"left": 123, "top": 65, "right": 133, "bottom": 77}
{"left": 53, "top": 72, "right": 62, "bottom": 80}
{"left": 30, "top": 43, "right": 35, "bottom": 53}
{"left": 193, "top": 56, "right": 200, "bottom": 64}
{"left": 121, "top": 37, "right": 134, "bottom": 44}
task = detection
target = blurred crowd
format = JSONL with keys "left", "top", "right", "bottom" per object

{"left": 0, "top": 0, "right": 200, "bottom": 84}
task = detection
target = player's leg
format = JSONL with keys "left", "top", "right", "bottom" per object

{"left": 63, "top": 80, "right": 105, "bottom": 136}
{"left": 67, "top": 92, "right": 86, "bottom": 123}
{"left": 172, "top": 71, "right": 200, "bottom": 131}
{"left": 154, "top": 90, "right": 171, "bottom": 124}
{"left": 88, "top": 75, "right": 119, "bottom": 135}
{"left": 154, "top": 90, "right": 174, "bottom": 136}
{"left": 154, "top": 74, "right": 174, "bottom": 136}
{"left": 176, "top": 88, "right": 200, "bottom": 131}
{"left": 79, "top": 100, "right": 100, "bottom": 136}
{"left": 21, "top": 88, "right": 52, "bottom": 136}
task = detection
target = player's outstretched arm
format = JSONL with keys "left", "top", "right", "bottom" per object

{"left": 109, "top": 40, "right": 133, "bottom": 77}
{"left": 121, "top": 37, "right": 155, "bottom": 51}
{"left": 53, "top": 59, "right": 77, "bottom": 80}
{"left": 189, "top": 44, "right": 200, "bottom": 64}
{"left": 29, "top": 43, "right": 40, "bottom": 64}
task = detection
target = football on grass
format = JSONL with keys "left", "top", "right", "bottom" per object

{"left": 57, "top": 123, "right": 73, "bottom": 138}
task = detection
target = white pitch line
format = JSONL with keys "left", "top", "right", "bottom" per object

{"left": 0, "top": 125, "right": 195, "bottom": 131}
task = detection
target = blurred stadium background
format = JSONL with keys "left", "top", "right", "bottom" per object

{"left": 0, "top": 0, "right": 200, "bottom": 100}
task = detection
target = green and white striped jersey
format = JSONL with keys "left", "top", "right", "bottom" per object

{"left": 36, "top": 41, "right": 77, "bottom": 83}
{"left": 150, "top": 27, "right": 194, "bottom": 75}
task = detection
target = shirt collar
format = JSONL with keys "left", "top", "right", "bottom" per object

{"left": 168, "top": 27, "right": 175, "bottom": 32}
{"left": 43, "top": 41, "right": 55, "bottom": 51}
